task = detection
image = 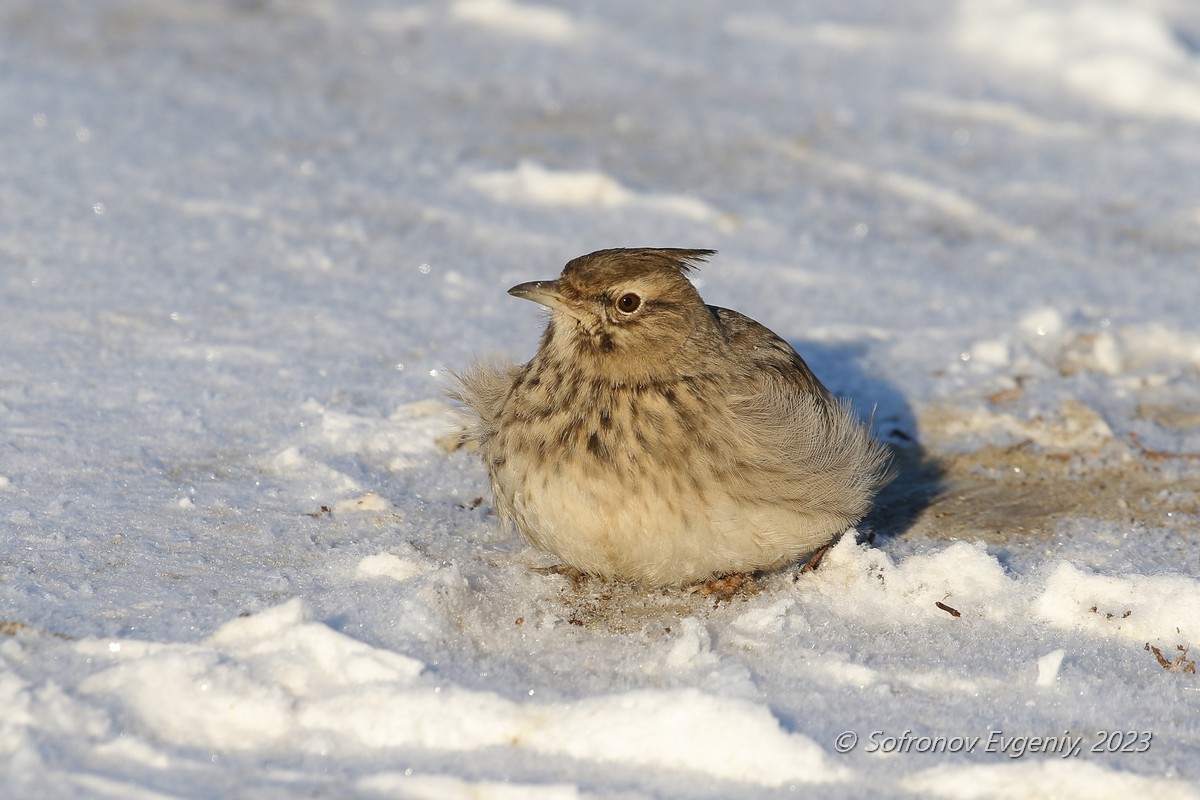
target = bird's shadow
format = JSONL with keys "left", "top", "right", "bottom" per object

{"left": 790, "top": 339, "right": 945, "bottom": 545}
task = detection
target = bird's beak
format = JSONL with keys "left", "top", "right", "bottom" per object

{"left": 508, "top": 280, "right": 579, "bottom": 319}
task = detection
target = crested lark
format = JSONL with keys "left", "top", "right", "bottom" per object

{"left": 453, "top": 248, "right": 892, "bottom": 588}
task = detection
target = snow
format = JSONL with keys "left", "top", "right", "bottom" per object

{"left": 72, "top": 598, "right": 843, "bottom": 786}
{"left": 956, "top": 0, "right": 1200, "bottom": 122}
{"left": 2, "top": 0, "right": 1199, "bottom": 797}
{"left": 903, "top": 760, "right": 1200, "bottom": 800}
{"left": 468, "top": 160, "right": 722, "bottom": 221}
{"left": 452, "top": 0, "right": 582, "bottom": 44}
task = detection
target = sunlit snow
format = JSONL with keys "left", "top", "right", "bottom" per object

{"left": 2, "top": 1, "right": 1199, "bottom": 798}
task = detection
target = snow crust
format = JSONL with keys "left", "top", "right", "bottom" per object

{"left": 2, "top": 0, "right": 1199, "bottom": 797}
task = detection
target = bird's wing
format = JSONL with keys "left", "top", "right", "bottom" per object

{"left": 708, "top": 307, "right": 892, "bottom": 512}
{"left": 709, "top": 306, "right": 832, "bottom": 402}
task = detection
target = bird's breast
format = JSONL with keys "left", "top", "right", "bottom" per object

{"left": 496, "top": 360, "right": 733, "bottom": 488}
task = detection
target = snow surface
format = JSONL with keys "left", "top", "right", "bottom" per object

{"left": 2, "top": 0, "right": 1200, "bottom": 797}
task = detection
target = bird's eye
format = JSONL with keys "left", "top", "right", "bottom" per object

{"left": 616, "top": 293, "right": 641, "bottom": 314}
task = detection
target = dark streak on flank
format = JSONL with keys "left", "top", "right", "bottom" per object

{"left": 587, "top": 431, "right": 609, "bottom": 461}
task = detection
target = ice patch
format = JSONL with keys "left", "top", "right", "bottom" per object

{"left": 451, "top": 0, "right": 580, "bottom": 43}
{"left": 956, "top": 0, "right": 1200, "bottom": 122}
{"left": 467, "top": 160, "right": 719, "bottom": 221}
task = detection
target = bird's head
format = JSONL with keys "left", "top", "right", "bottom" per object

{"left": 509, "top": 248, "right": 717, "bottom": 383}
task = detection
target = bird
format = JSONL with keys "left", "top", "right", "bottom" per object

{"left": 451, "top": 248, "right": 893, "bottom": 588}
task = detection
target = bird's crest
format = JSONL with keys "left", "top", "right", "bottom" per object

{"left": 561, "top": 247, "right": 716, "bottom": 279}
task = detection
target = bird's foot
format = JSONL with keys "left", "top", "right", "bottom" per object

{"left": 531, "top": 563, "right": 588, "bottom": 590}
{"left": 691, "top": 573, "right": 754, "bottom": 604}
{"left": 799, "top": 542, "right": 833, "bottom": 574}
